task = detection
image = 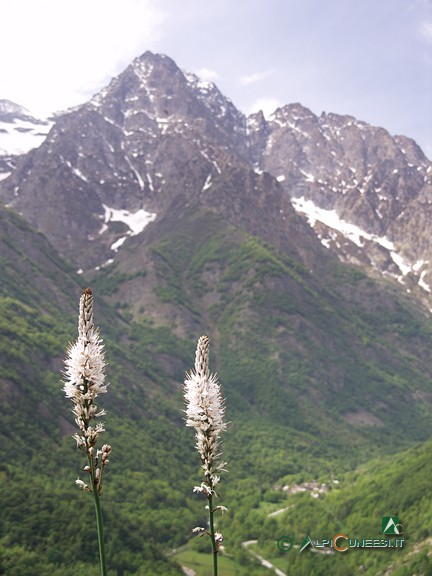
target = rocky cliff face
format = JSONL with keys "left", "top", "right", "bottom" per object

{"left": 249, "top": 103, "right": 432, "bottom": 294}
{"left": 1, "top": 51, "right": 431, "bottom": 302}
{"left": 0, "top": 53, "right": 320, "bottom": 272}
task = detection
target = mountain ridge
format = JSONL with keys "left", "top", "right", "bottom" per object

{"left": 1, "top": 51, "right": 431, "bottom": 307}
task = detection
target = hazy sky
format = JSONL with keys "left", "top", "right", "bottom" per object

{"left": 1, "top": 0, "right": 431, "bottom": 156}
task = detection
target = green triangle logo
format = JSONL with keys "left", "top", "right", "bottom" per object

{"left": 299, "top": 534, "right": 314, "bottom": 552}
{"left": 382, "top": 516, "right": 403, "bottom": 535}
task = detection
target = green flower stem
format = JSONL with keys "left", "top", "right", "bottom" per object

{"left": 93, "top": 488, "right": 107, "bottom": 576}
{"left": 208, "top": 493, "right": 218, "bottom": 576}
{"left": 88, "top": 454, "right": 108, "bottom": 576}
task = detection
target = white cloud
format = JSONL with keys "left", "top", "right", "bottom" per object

{"left": 195, "top": 67, "right": 220, "bottom": 82}
{"left": 419, "top": 20, "right": 432, "bottom": 42}
{"left": 239, "top": 70, "right": 273, "bottom": 86}
{"left": 248, "top": 97, "right": 282, "bottom": 119}
{"left": 0, "top": 0, "right": 166, "bottom": 115}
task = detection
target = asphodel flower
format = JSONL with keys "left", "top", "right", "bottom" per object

{"left": 63, "top": 288, "right": 111, "bottom": 493}
{"left": 184, "top": 335, "right": 227, "bottom": 485}
{"left": 184, "top": 335, "right": 228, "bottom": 551}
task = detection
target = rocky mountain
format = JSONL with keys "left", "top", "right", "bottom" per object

{"left": 0, "top": 99, "right": 52, "bottom": 180}
{"left": 249, "top": 105, "right": 432, "bottom": 297}
{"left": 0, "top": 53, "right": 319, "bottom": 274}
{"left": 0, "top": 52, "right": 431, "bottom": 306}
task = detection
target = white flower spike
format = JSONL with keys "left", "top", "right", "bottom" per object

{"left": 63, "top": 288, "right": 111, "bottom": 494}
{"left": 184, "top": 335, "right": 227, "bottom": 485}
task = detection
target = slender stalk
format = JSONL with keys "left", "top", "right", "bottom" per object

{"left": 208, "top": 493, "right": 218, "bottom": 576}
{"left": 93, "top": 483, "right": 108, "bottom": 575}
{"left": 86, "top": 451, "right": 107, "bottom": 576}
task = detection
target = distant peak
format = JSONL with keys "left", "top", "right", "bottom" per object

{"left": 246, "top": 110, "right": 267, "bottom": 131}
{"left": 270, "top": 103, "right": 316, "bottom": 121}
{"left": 132, "top": 52, "right": 219, "bottom": 95}
{"left": 321, "top": 111, "right": 359, "bottom": 125}
{"left": 133, "top": 50, "right": 176, "bottom": 69}
{"left": 128, "top": 51, "right": 182, "bottom": 85}
{"left": 0, "top": 100, "right": 30, "bottom": 115}
{"left": 0, "top": 99, "right": 32, "bottom": 117}
{"left": 248, "top": 110, "right": 266, "bottom": 122}
{"left": 0, "top": 99, "right": 47, "bottom": 126}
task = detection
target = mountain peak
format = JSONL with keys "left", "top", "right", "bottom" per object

{"left": 131, "top": 50, "right": 179, "bottom": 80}
{"left": 90, "top": 50, "right": 238, "bottom": 120}
{"left": 1, "top": 51, "right": 432, "bottom": 302}
{"left": 269, "top": 102, "right": 316, "bottom": 123}
{"left": 0, "top": 99, "right": 38, "bottom": 123}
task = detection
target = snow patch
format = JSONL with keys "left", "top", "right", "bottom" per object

{"left": 419, "top": 270, "right": 431, "bottom": 293}
{"left": 404, "top": 260, "right": 431, "bottom": 292}
{"left": 299, "top": 169, "right": 315, "bottom": 182}
{"left": 111, "top": 236, "right": 127, "bottom": 252}
{"left": 124, "top": 155, "right": 145, "bottom": 190}
{"left": 64, "top": 161, "right": 88, "bottom": 182}
{"left": 254, "top": 164, "right": 263, "bottom": 175}
{"left": 0, "top": 117, "right": 52, "bottom": 155}
{"left": 291, "top": 196, "right": 411, "bottom": 276}
{"left": 156, "top": 117, "right": 169, "bottom": 134}
{"left": 413, "top": 259, "right": 427, "bottom": 273}
{"left": 202, "top": 174, "right": 212, "bottom": 191}
{"left": 101, "top": 205, "right": 157, "bottom": 249}
{"left": 183, "top": 71, "right": 214, "bottom": 95}
{"left": 146, "top": 172, "right": 154, "bottom": 192}
{"left": 390, "top": 252, "right": 411, "bottom": 276}
{"left": 200, "top": 150, "right": 222, "bottom": 174}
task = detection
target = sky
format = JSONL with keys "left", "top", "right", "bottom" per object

{"left": 1, "top": 0, "right": 431, "bottom": 157}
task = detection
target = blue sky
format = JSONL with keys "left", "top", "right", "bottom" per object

{"left": 1, "top": 0, "right": 431, "bottom": 156}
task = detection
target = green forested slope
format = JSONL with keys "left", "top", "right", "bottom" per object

{"left": 247, "top": 439, "right": 432, "bottom": 576}
{"left": 2, "top": 204, "right": 432, "bottom": 575}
